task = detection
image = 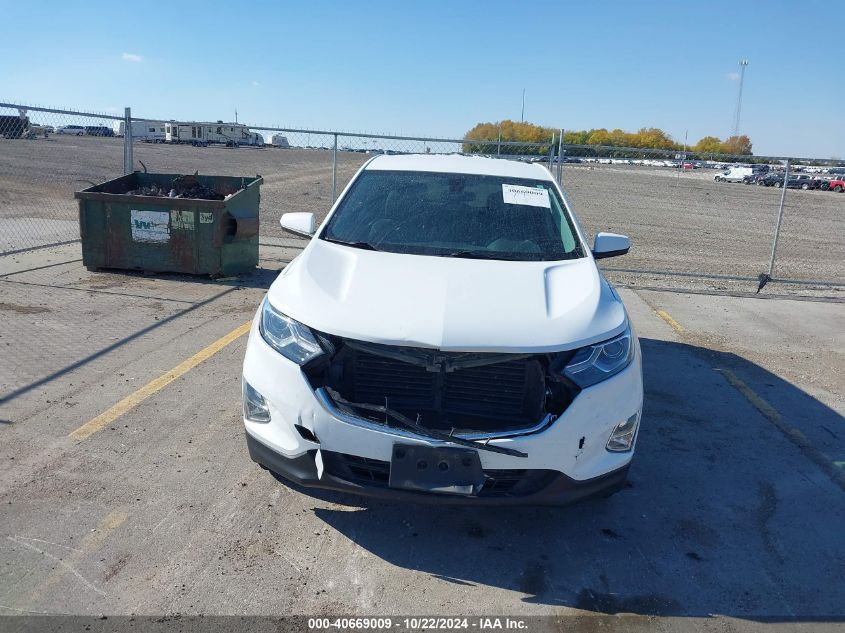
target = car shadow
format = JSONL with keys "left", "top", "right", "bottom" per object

{"left": 290, "top": 338, "right": 845, "bottom": 621}
{"left": 0, "top": 265, "right": 280, "bottom": 406}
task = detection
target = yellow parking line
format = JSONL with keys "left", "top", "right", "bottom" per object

{"left": 654, "top": 309, "right": 685, "bottom": 334}
{"left": 69, "top": 321, "right": 252, "bottom": 441}
{"left": 717, "top": 368, "right": 845, "bottom": 491}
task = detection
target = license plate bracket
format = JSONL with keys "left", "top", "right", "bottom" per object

{"left": 389, "top": 444, "right": 485, "bottom": 496}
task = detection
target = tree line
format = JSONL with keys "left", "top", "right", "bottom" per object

{"left": 463, "top": 120, "right": 753, "bottom": 156}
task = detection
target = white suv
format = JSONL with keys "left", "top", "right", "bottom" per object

{"left": 242, "top": 154, "right": 643, "bottom": 505}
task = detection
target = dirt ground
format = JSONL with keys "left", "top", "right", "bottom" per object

{"left": 0, "top": 135, "right": 843, "bottom": 293}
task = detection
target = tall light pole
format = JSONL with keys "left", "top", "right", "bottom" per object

{"left": 731, "top": 59, "right": 749, "bottom": 138}
{"left": 521, "top": 89, "right": 525, "bottom": 122}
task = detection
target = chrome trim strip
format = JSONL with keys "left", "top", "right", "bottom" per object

{"left": 313, "top": 387, "right": 555, "bottom": 442}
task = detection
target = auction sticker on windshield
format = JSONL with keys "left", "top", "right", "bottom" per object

{"left": 502, "top": 184, "right": 550, "bottom": 208}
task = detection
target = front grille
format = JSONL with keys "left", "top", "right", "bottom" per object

{"left": 443, "top": 360, "right": 532, "bottom": 421}
{"left": 340, "top": 454, "right": 390, "bottom": 484}
{"left": 322, "top": 452, "right": 557, "bottom": 498}
{"left": 353, "top": 353, "right": 434, "bottom": 411}
{"left": 347, "top": 345, "right": 545, "bottom": 433}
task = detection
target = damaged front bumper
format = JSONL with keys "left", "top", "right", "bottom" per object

{"left": 245, "top": 432, "right": 631, "bottom": 506}
{"left": 242, "top": 316, "right": 643, "bottom": 506}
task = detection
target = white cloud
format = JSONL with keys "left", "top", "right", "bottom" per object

{"left": 726, "top": 72, "right": 740, "bottom": 81}
{"left": 122, "top": 52, "right": 143, "bottom": 63}
{"left": 252, "top": 80, "right": 260, "bottom": 87}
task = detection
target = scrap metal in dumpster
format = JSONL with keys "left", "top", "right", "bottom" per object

{"left": 74, "top": 172, "right": 262, "bottom": 276}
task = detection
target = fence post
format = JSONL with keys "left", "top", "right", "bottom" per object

{"left": 331, "top": 133, "right": 338, "bottom": 202}
{"left": 548, "top": 134, "right": 555, "bottom": 171}
{"left": 759, "top": 159, "right": 790, "bottom": 292}
{"left": 123, "top": 107, "right": 133, "bottom": 174}
{"left": 557, "top": 129, "right": 564, "bottom": 184}
{"left": 768, "top": 160, "right": 790, "bottom": 274}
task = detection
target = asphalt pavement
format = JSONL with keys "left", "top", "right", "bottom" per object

{"left": 0, "top": 243, "right": 843, "bottom": 631}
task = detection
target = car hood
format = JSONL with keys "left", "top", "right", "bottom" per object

{"left": 267, "top": 239, "right": 627, "bottom": 352}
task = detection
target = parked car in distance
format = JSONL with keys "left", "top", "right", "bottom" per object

{"left": 758, "top": 173, "right": 785, "bottom": 187}
{"left": 56, "top": 125, "right": 84, "bottom": 136}
{"left": 27, "top": 123, "right": 50, "bottom": 138}
{"left": 715, "top": 166, "right": 753, "bottom": 182}
{"left": 777, "top": 174, "right": 819, "bottom": 190}
{"left": 242, "top": 154, "right": 643, "bottom": 506}
{"left": 84, "top": 125, "right": 114, "bottom": 137}
{"left": 824, "top": 178, "right": 844, "bottom": 192}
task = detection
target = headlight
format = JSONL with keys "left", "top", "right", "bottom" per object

{"left": 563, "top": 325, "right": 634, "bottom": 388}
{"left": 259, "top": 299, "right": 323, "bottom": 364}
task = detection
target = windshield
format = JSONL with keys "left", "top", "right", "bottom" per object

{"left": 320, "top": 170, "right": 583, "bottom": 261}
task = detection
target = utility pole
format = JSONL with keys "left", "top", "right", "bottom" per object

{"left": 731, "top": 60, "right": 749, "bottom": 138}
{"left": 521, "top": 89, "right": 525, "bottom": 122}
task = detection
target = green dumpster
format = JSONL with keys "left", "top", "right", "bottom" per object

{"left": 74, "top": 172, "right": 262, "bottom": 276}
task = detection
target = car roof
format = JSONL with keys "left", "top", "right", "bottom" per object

{"left": 365, "top": 153, "right": 553, "bottom": 180}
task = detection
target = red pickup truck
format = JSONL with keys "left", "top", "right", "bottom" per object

{"left": 823, "top": 178, "right": 845, "bottom": 192}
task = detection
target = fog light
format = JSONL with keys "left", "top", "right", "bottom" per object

{"left": 242, "top": 379, "right": 270, "bottom": 423}
{"left": 606, "top": 413, "right": 639, "bottom": 452}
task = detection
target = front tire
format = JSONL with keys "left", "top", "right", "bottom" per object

{"left": 835, "top": 185, "right": 843, "bottom": 193}
{"left": 775, "top": 182, "right": 782, "bottom": 188}
{"left": 801, "top": 183, "right": 809, "bottom": 190}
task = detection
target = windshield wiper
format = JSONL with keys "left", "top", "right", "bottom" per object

{"left": 323, "top": 387, "right": 527, "bottom": 458}
{"left": 322, "top": 237, "right": 380, "bottom": 251}
{"left": 442, "top": 250, "right": 514, "bottom": 260}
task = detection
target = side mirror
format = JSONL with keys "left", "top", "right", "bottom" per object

{"left": 592, "top": 232, "right": 630, "bottom": 259}
{"left": 280, "top": 212, "right": 315, "bottom": 238}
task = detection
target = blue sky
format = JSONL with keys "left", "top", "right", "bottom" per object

{"left": 2, "top": 1, "right": 842, "bottom": 157}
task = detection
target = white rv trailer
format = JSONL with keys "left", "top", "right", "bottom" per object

{"left": 164, "top": 121, "right": 263, "bottom": 146}
{"left": 267, "top": 133, "right": 291, "bottom": 148}
{"left": 112, "top": 121, "right": 166, "bottom": 142}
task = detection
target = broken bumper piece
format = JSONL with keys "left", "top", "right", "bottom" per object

{"left": 245, "top": 431, "right": 630, "bottom": 506}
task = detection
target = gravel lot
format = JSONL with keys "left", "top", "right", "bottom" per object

{"left": 0, "top": 135, "right": 843, "bottom": 292}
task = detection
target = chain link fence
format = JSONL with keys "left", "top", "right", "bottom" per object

{"left": 1, "top": 102, "right": 843, "bottom": 290}
{"left": 0, "top": 103, "right": 126, "bottom": 254}
{"left": 556, "top": 147, "right": 845, "bottom": 289}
